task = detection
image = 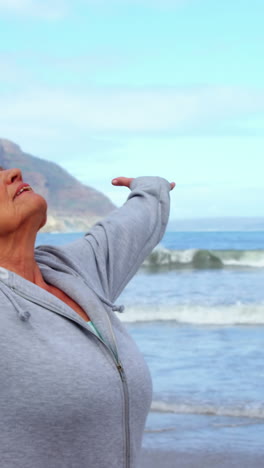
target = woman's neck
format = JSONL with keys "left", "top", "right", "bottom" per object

{"left": 0, "top": 228, "right": 45, "bottom": 285}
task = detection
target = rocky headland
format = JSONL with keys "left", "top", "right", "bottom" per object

{"left": 0, "top": 139, "right": 116, "bottom": 232}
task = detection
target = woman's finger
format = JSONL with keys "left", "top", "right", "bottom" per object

{"left": 112, "top": 177, "right": 134, "bottom": 188}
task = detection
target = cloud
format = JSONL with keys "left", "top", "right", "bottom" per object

{"left": 0, "top": 53, "right": 36, "bottom": 85}
{"left": 79, "top": 0, "right": 188, "bottom": 5}
{"left": 0, "top": 0, "right": 191, "bottom": 19}
{"left": 1, "top": 85, "right": 263, "bottom": 137}
{"left": 0, "top": 51, "right": 129, "bottom": 87}
{"left": 0, "top": 0, "right": 68, "bottom": 19}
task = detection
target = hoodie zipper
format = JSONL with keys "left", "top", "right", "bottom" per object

{"left": 10, "top": 285, "right": 131, "bottom": 468}
{"left": 116, "top": 362, "right": 130, "bottom": 468}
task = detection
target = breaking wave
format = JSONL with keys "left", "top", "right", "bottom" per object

{"left": 151, "top": 400, "right": 264, "bottom": 419}
{"left": 121, "top": 303, "right": 264, "bottom": 325}
{"left": 143, "top": 248, "right": 264, "bottom": 270}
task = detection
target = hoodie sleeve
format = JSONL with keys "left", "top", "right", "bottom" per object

{"left": 59, "top": 176, "right": 172, "bottom": 304}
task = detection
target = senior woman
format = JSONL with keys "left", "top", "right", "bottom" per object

{"left": 0, "top": 167, "right": 175, "bottom": 468}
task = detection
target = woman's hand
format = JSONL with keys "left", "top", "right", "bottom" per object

{"left": 112, "top": 177, "right": 176, "bottom": 191}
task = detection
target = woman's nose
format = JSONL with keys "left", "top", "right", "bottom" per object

{"left": 5, "top": 168, "right": 23, "bottom": 184}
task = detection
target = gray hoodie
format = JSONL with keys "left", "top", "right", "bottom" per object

{"left": 0, "top": 176, "right": 171, "bottom": 468}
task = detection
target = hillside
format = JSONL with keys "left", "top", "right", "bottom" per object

{"left": 0, "top": 139, "right": 116, "bottom": 232}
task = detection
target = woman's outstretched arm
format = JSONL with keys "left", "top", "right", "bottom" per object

{"left": 42, "top": 176, "right": 175, "bottom": 304}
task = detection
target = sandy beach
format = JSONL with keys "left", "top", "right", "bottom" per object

{"left": 140, "top": 449, "right": 264, "bottom": 468}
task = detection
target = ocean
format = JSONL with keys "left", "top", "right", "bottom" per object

{"left": 36, "top": 229, "right": 264, "bottom": 465}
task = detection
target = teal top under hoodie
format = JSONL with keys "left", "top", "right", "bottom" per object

{"left": 0, "top": 176, "right": 171, "bottom": 468}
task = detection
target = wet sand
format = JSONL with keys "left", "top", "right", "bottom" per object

{"left": 140, "top": 449, "right": 264, "bottom": 468}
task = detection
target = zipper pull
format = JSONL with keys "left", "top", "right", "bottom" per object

{"left": 116, "top": 362, "right": 125, "bottom": 381}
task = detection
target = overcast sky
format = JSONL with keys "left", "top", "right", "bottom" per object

{"left": 0, "top": 0, "right": 263, "bottom": 219}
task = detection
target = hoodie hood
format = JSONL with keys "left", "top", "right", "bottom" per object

{"left": 0, "top": 267, "right": 31, "bottom": 321}
{"left": 0, "top": 263, "right": 124, "bottom": 323}
{"left": 35, "top": 245, "right": 125, "bottom": 313}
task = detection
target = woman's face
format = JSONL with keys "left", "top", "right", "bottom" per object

{"left": 0, "top": 167, "right": 47, "bottom": 235}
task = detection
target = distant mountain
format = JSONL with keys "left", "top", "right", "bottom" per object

{"left": 168, "top": 217, "right": 264, "bottom": 232}
{"left": 0, "top": 139, "right": 116, "bottom": 232}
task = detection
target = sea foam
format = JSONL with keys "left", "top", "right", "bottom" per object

{"left": 120, "top": 303, "right": 264, "bottom": 325}
{"left": 151, "top": 400, "right": 264, "bottom": 419}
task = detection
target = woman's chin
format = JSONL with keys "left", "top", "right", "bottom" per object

{"left": 27, "top": 194, "right": 48, "bottom": 231}
{"left": 38, "top": 214, "right": 47, "bottom": 231}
